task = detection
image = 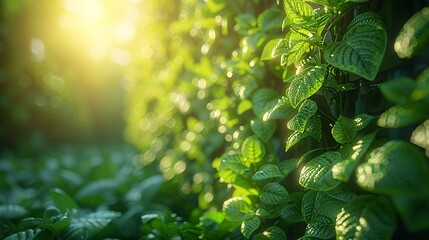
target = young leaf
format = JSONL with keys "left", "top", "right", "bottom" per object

{"left": 324, "top": 18, "right": 387, "bottom": 80}
{"left": 241, "top": 216, "right": 261, "bottom": 239}
{"left": 284, "top": 0, "right": 314, "bottom": 25}
{"left": 288, "top": 65, "right": 326, "bottom": 108}
{"left": 260, "top": 182, "right": 289, "bottom": 205}
{"left": 356, "top": 141, "right": 429, "bottom": 195}
{"left": 336, "top": 195, "right": 396, "bottom": 240}
{"left": 253, "top": 226, "right": 286, "bottom": 240}
{"left": 241, "top": 136, "right": 266, "bottom": 164}
{"left": 331, "top": 115, "right": 357, "bottom": 144}
{"left": 251, "top": 119, "right": 277, "bottom": 143}
{"left": 252, "top": 164, "right": 284, "bottom": 181}
{"left": 299, "top": 151, "right": 342, "bottom": 190}
{"left": 222, "top": 197, "right": 252, "bottom": 222}
{"left": 332, "top": 131, "right": 377, "bottom": 182}
{"left": 287, "top": 99, "right": 317, "bottom": 132}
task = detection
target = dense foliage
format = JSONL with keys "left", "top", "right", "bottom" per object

{"left": 2, "top": 0, "right": 429, "bottom": 239}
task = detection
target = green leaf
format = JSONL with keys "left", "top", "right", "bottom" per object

{"left": 324, "top": 16, "right": 387, "bottom": 80}
{"left": 305, "top": 214, "right": 335, "bottom": 239}
{"left": 395, "top": 7, "right": 429, "bottom": 58}
{"left": 238, "top": 99, "right": 253, "bottom": 115}
{"left": 377, "top": 100, "right": 429, "bottom": 128}
{"left": 391, "top": 193, "right": 429, "bottom": 232}
{"left": 260, "top": 182, "right": 288, "bottom": 205}
{"left": 4, "top": 229, "right": 42, "bottom": 240}
{"left": 253, "top": 226, "right": 286, "bottom": 240}
{"left": 241, "top": 216, "right": 261, "bottom": 239}
{"left": 411, "top": 68, "right": 429, "bottom": 100}
{"left": 336, "top": 195, "right": 396, "bottom": 240}
{"left": 0, "top": 204, "right": 27, "bottom": 219}
{"left": 241, "top": 136, "right": 266, "bottom": 164}
{"left": 257, "top": 8, "right": 283, "bottom": 32}
{"left": 353, "top": 114, "right": 375, "bottom": 131}
{"left": 222, "top": 197, "right": 252, "bottom": 222}
{"left": 287, "top": 99, "right": 317, "bottom": 132}
{"left": 261, "top": 38, "right": 283, "bottom": 60}
{"left": 356, "top": 140, "right": 429, "bottom": 195}
{"left": 347, "top": 11, "right": 385, "bottom": 30}
{"left": 380, "top": 77, "right": 416, "bottom": 104}
{"left": 272, "top": 38, "right": 289, "bottom": 57}
{"left": 219, "top": 153, "right": 249, "bottom": 174}
{"left": 278, "top": 158, "right": 299, "bottom": 176}
{"left": 411, "top": 119, "right": 429, "bottom": 157}
{"left": 50, "top": 188, "right": 78, "bottom": 213}
{"left": 299, "top": 151, "right": 342, "bottom": 190}
{"left": 253, "top": 164, "right": 284, "bottom": 181}
{"left": 288, "top": 65, "right": 326, "bottom": 108}
{"left": 263, "top": 96, "right": 295, "bottom": 121}
{"left": 280, "top": 198, "right": 304, "bottom": 222}
{"left": 251, "top": 119, "right": 277, "bottom": 143}
{"left": 44, "top": 213, "right": 70, "bottom": 235}
{"left": 332, "top": 131, "right": 377, "bottom": 181}
{"left": 331, "top": 115, "right": 357, "bottom": 144}
{"left": 286, "top": 115, "right": 321, "bottom": 152}
{"left": 285, "top": 130, "right": 310, "bottom": 152}
{"left": 252, "top": 88, "right": 281, "bottom": 118}
{"left": 280, "top": 31, "right": 311, "bottom": 67}
{"left": 284, "top": 0, "right": 314, "bottom": 25}
{"left": 60, "top": 211, "right": 121, "bottom": 240}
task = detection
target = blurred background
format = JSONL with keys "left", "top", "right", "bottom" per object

{"left": 0, "top": 0, "right": 145, "bottom": 152}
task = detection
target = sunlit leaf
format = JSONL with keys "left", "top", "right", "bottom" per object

{"left": 253, "top": 226, "right": 286, "bottom": 240}
{"left": 336, "top": 195, "right": 396, "bottom": 240}
{"left": 353, "top": 114, "right": 375, "bottom": 131}
{"left": 261, "top": 38, "right": 282, "bottom": 61}
{"left": 260, "top": 182, "right": 288, "bottom": 205}
{"left": 410, "top": 119, "right": 429, "bottom": 157}
{"left": 305, "top": 214, "right": 335, "bottom": 239}
{"left": 238, "top": 99, "right": 253, "bottom": 115}
{"left": 241, "top": 216, "right": 261, "bottom": 239}
{"left": 284, "top": 0, "right": 314, "bottom": 25}
{"left": 332, "top": 131, "right": 377, "bottom": 181}
{"left": 242, "top": 136, "right": 266, "bottom": 164}
{"left": 222, "top": 197, "right": 253, "bottom": 222}
{"left": 331, "top": 115, "right": 357, "bottom": 144}
{"left": 299, "top": 151, "right": 342, "bottom": 190}
{"left": 251, "top": 119, "right": 277, "bottom": 143}
{"left": 253, "top": 164, "right": 284, "bottom": 181}
{"left": 288, "top": 65, "right": 326, "bottom": 108}
{"left": 356, "top": 141, "right": 429, "bottom": 195}
{"left": 219, "top": 153, "right": 249, "bottom": 174}
{"left": 287, "top": 99, "right": 317, "bottom": 133}
{"left": 263, "top": 96, "right": 295, "bottom": 121}
{"left": 377, "top": 100, "right": 429, "bottom": 128}
{"left": 324, "top": 14, "right": 386, "bottom": 80}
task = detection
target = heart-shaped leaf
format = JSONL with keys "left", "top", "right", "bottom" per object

{"left": 288, "top": 65, "right": 326, "bottom": 108}
{"left": 242, "top": 136, "right": 266, "bottom": 164}
{"left": 331, "top": 115, "right": 357, "bottom": 144}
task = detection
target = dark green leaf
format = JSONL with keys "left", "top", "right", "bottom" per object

{"left": 50, "top": 188, "right": 78, "bottom": 213}
{"left": 222, "top": 197, "right": 252, "bottom": 222}
{"left": 411, "top": 119, "right": 429, "bottom": 157}
{"left": 305, "top": 214, "right": 335, "bottom": 239}
{"left": 251, "top": 119, "right": 277, "bottom": 143}
{"left": 241, "top": 216, "right": 261, "bottom": 239}
{"left": 252, "top": 88, "right": 281, "bottom": 119}
{"left": 253, "top": 226, "right": 286, "bottom": 240}
{"left": 356, "top": 140, "right": 429, "bottom": 195}
{"left": 380, "top": 77, "right": 416, "bottom": 104}
{"left": 336, "top": 195, "right": 396, "bottom": 240}
{"left": 260, "top": 182, "right": 288, "bottom": 205}
{"left": 299, "top": 151, "right": 342, "bottom": 190}
{"left": 253, "top": 164, "right": 284, "bottom": 181}
{"left": 331, "top": 115, "right": 357, "bottom": 144}
{"left": 4, "top": 229, "right": 42, "bottom": 240}
{"left": 0, "top": 204, "right": 27, "bottom": 219}
{"left": 287, "top": 99, "right": 317, "bottom": 133}
{"left": 353, "top": 114, "right": 375, "bottom": 131}
{"left": 392, "top": 193, "right": 429, "bottom": 232}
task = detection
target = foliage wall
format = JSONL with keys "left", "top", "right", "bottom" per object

{"left": 125, "top": 0, "right": 429, "bottom": 239}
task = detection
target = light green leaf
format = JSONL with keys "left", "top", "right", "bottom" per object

{"left": 223, "top": 197, "right": 253, "bottom": 222}
{"left": 299, "top": 151, "right": 342, "bottom": 190}
{"left": 4, "top": 229, "right": 42, "bottom": 240}
{"left": 395, "top": 7, "right": 429, "bottom": 58}
{"left": 287, "top": 99, "right": 317, "bottom": 132}
{"left": 284, "top": 0, "right": 314, "bottom": 25}
{"left": 238, "top": 99, "right": 253, "bottom": 115}
{"left": 252, "top": 88, "right": 281, "bottom": 118}
{"left": 324, "top": 18, "right": 387, "bottom": 80}
{"left": 280, "top": 31, "right": 311, "bottom": 67}
{"left": 242, "top": 136, "right": 266, "bottom": 164}
{"left": 241, "top": 216, "right": 261, "bottom": 239}
{"left": 356, "top": 141, "right": 429, "bottom": 195}
{"left": 332, "top": 131, "right": 377, "bottom": 181}
{"left": 261, "top": 38, "right": 283, "bottom": 60}
{"left": 0, "top": 204, "right": 27, "bottom": 219}
{"left": 336, "top": 195, "right": 396, "bottom": 240}
{"left": 253, "top": 226, "right": 286, "bottom": 240}
{"left": 288, "top": 65, "right": 326, "bottom": 108}
{"left": 260, "top": 182, "right": 289, "bottom": 205}
{"left": 263, "top": 96, "right": 295, "bottom": 121}
{"left": 219, "top": 153, "right": 249, "bottom": 174}
{"left": 380, "top": 77, "right": 416, "bottom": 104}
{"left": 272, "top": 38, "right": 289, "bottom": 57}
{"left": 331, "top": 115, "right": 357, "bottom": 144}
{"left": 251, "top": 119, "right": 277, "bottom": 143}
{"left": 253, "top": 164, "right": 284, "bottom": 181}
{"left": 377, "top": 100, "right": 429, "bottom": 128}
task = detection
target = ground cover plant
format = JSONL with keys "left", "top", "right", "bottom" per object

{"left": 1, "top": 0, "right": 429, "bottom": 239}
